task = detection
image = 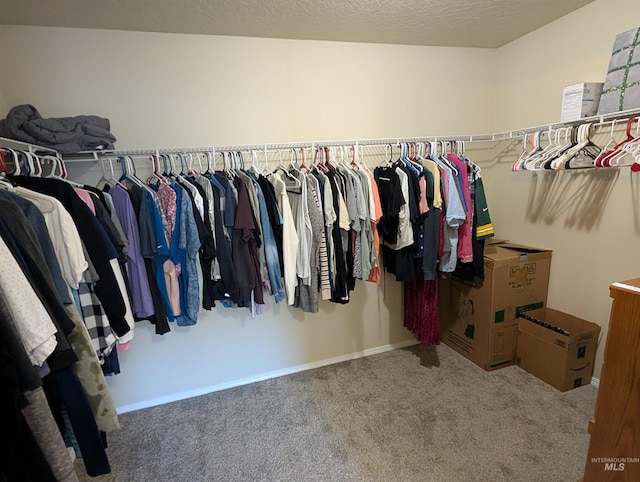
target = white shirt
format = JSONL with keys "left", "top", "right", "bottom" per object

{"left": 269, "top": 172, "right": 299, "bottom": 305}
{"left": 0, "top": 236, "right": 58, "bottom": 365}
{"left": 385, "top": 167, "right": 414, "bottom": 250}
{"left": 16, "top": 187, "right": 88, "bottom": 289}
{"left": 110, "top": 258, "right": 136, "bottom": 344}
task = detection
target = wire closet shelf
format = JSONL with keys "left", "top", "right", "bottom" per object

{"left": 3, "top": 106, "right": 640, "bottom": 168}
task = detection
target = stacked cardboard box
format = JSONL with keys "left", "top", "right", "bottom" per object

{"left": 439, "top": 242, "right": 552, "bottom": 371}
{"left": 438, "top": 242, "right": 601, "bottom": 391}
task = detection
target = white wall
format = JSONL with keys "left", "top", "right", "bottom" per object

{"left": 490, "top": 0, "right": 640, "bottom": 380}
{"left": 0, "top": 85, "right": 6, "bottom": 118}
{"left": 0, "top": 27, "right": 494, "bottom": 147}
{"left": 3, "top": 0, "right": 632, "bottom": 404}
{"left": 0, "top": 26, "right": 497, "bottom": 410}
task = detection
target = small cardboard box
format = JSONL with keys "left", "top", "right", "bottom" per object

{"left": 439, "top": 243, "right": 552, "bottom": 371}
{"left": 561, "top": 82, "right": 604, "bottom": 122}
{"left": 516, "top": 308, "right": 600, "bottom": 391}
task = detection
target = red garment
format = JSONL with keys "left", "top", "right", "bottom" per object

{"left": 403, "top": 275, "right": 440, "bottom": 347}
{"left": 447, "top": 154, "right": 473, "bottom": 263}
{"left": 157, "top": 183, "right": 177, "bottom": 245}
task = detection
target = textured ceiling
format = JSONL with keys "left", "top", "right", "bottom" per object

{"left": 0, "top": 0, "right": 595, "bottom": 48}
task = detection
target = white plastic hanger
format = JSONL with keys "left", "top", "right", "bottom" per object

{"left": 609, "top": 118, "right": 640, "bottom": 167}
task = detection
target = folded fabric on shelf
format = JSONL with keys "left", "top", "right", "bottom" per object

{"left": 0, "top": 104, "right": 116, "bottom": 153}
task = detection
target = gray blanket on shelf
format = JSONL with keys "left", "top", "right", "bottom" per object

{"left": 0, "top": 104, "right": 117, "bottom": 153}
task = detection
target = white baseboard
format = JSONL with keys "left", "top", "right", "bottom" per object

{"left": 590, "top": 376, "right": 600, "bottom": 388}
{"left": 116, "top": 339, "right": 420, "bottom": 414}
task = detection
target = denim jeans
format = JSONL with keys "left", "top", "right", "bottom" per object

{"left": 257, "top": 185, "right": 285, "bottom": 303}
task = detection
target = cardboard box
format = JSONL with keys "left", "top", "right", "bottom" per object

{"left": 516, "top": 308, "right": 600, "bottom": 391}
{"left": 439, "top": 243, "right": 552, "bottom": 371}
{"left": 561, "top": 82, "right": 603, "bottom": 122}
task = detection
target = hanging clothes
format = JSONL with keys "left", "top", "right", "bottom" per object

{"left": 9, "top": 176, "right": 132, "bottom": 341}
{"left": 0, "top": 203, "right": 114, "bottom": 476}
{"left": 268, "top": 171, "right": 299, "bottom": 305}
{"left": 232, "top": 175, "right": 263, "bottom": 306}
{"left": 110, "top": 184, "right": 155, "bottom": 319}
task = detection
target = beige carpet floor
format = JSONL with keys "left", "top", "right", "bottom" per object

{"left": 76, "top": 343, "right": 597, "bottom": 481}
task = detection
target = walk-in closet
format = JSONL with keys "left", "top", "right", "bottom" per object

{"left": 0, "top": 0, "right": 639, "bottom": 480}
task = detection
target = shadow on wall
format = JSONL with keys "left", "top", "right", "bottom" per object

{"left": 466, "top": 139, "right": 522, "bottom": 169}
{"left": 524, "top": 170, "right": 619, "bottom": 231}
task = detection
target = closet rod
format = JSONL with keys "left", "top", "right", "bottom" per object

{"left": 15, "top": 105, "right": 640, "bottom": 163}
{"left": 65, "top": 105, "right": 640, "bottom": 162}
{"left": 0, "top": 136, "right": 60, "bottom": 155}
{"left": 490, "top": 106, "right": 640, "bottom": 140}
{"left": 63, "top": 134, "right": 499, "bottom": 163}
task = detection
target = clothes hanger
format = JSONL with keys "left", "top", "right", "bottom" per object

{"left": 541, "top": 126, "right": 575, "bottom": 170}
{"left": 381, "top": 144, "right": 392, "bottom": 167}
{"left": 547, "top": 126, "right": 579, "bottom": 170}
{"left": 0, "top": 151, "right": 16, "bottom": 188}
{"left": 13, "top": 150, "right": 30, "bottom": 176}
{"left": 38, "top": 154, "right": 57, "bottom": 178}
{"left": 0, "top": 170, "right": 16, "bottom": 189}
{"left": 18, "top": 150, "right": 33, "bottom": 176}
{"left": 158, "top": 154, "right": 168, "bottom": 178}
{"left": 564, "top": 123, "right": 602, "bottom": 169}
{"left": 549, "top": 125, "right": 583, "bottom": 169}
{"left": 99, "top": 154, "right": 117, "bottom": 187}
{"left": 129, "top": 156, "right": 149, "bottom": 186}
{"left": 146, "top": 153, "right": 166, "bottom": 185}
{"left": 237, "top": 151, "right": 246, "bottom": 171}
{"left": 629, "top": 139, "right": 640, "bottom": 172}
{"left": 29, "top": 152, "right": 43, "bottom": 177}
{"left": 274, "top": 149, "right": 286, "bottom": 172}
{"left": 358, "top": 145, "right": 371, "bottom": 172}
{"left": 263, "top": 146, "right": 269, "bottom": 174}
{"left": 42, "top": 152, "right": 83, "bottom": 186}
{"left": 522, "top": 131, "right": 548, "bottom": 170}
{"left": 186, "top": 152, "right": 197, "bottom": 176}
{"left": 272, "top": 149, "right": 301, "bottom": 188}
{"left": 619, "top": 120, "right": 640, "bottom": 170}
{"left": 299, "top": 147, "right": 309, "bottom": 172}
{"left": 22, "top": 151, "right": 39, "bottom": 177}
{"left": 196, "top": 152, "right": 205, "bottom": 173}
{"left": 214, "top": 151, "right": 224, "bottom": 175}
{"left": 314, "top": 146, "right": 328, "bottom": 173}
{"left": 608, "top": 118, "right": 640, "bottom": 167}
{"left": 593, "top": 119, "right": 619, "bottom": 167}
{"left": 0, "top": 150, "right": 7, "bottom": 174}
{"left": 2, "top": 148, "right": 20, "bottom": 175}
{"left": 288, "top": 148, "right": 302, "bottom": 175}
{"left": 249, "top": 150, "right": 262, "bottom": 176}
{"left": 326, "top": 146, "right": 337, "bottom": 171}
{"left": 599, "top": 117, "right": 638, "bottom": 167}
{"left": 530, "top": 127, "right": 566, "bottom": 171}
{"left": 169, "top": 153, "right": 182, "bottom": 177}
{"left": 204, "top": 149, "right": 214, "bottom": 175}
{"left": 522, "top": 128, "right": 550, "bottom": 170}
{"left": 612, "top": 139, "right": 640, "bottom": 168}
{"left": 404, "top": 143, "right": 423, "bottom": 172}
{"left": 350, "top": 144, "right": 360, "bottom": 168}
{"left": 29, "top": 153, "right": 42, "bottom": 177}
{"left": 512, "top": 132, "right": 535, "bottom": 171}
{"left": 176, "top": 153, "right": 187, "bottom": 176}
{"left": 438, "top": 141, "right": 458, "bottom": 175}
{"left": 119, "top": 156, "right": 145, "bottom": 187}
